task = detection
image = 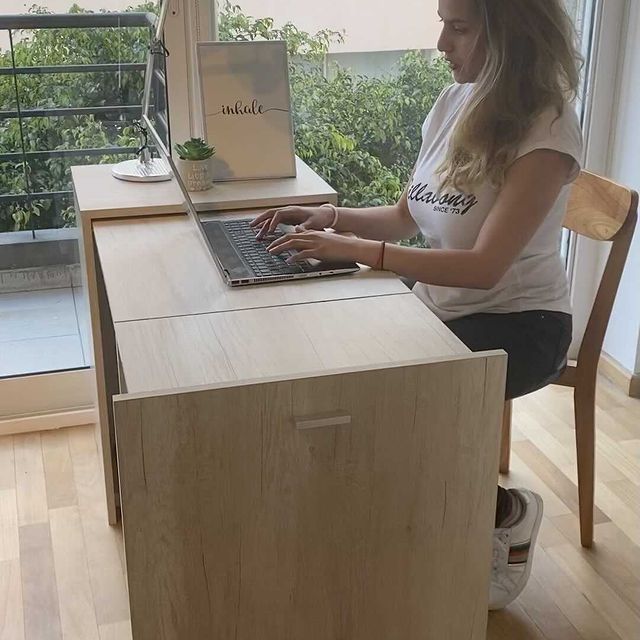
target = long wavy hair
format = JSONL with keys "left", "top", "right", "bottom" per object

{"left": 437, "top": 0, "right": 582, "bottom": 192}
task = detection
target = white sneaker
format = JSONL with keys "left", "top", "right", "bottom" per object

{"left": 489, "top": 489, "right": 544, "bottom": 610}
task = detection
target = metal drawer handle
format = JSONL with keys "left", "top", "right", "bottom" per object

{"left": 294, "top": 412, "right": 352, "bottom": 430}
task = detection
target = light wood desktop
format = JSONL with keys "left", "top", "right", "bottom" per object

{"left": 73, "top": 158, "right": 506, "bottom": 640}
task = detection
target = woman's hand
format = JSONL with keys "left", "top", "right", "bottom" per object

{"left": 267, "top": 229, "right": 381, "bottom": 266}
{"left": 250, "top": 205, "right": 335, "bottom": 239}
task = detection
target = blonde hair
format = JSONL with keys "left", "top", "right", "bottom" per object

{"left": 438, "top": 0, "right": 582, "bottom": 192}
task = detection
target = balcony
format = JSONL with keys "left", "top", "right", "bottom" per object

{"left": 0, "top": 3, "right": 448, "bottom": 377}
{"left": 0, "top": 9, "right": 165, "bottom": 377}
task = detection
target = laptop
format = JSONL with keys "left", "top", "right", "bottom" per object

{"left": 143, "top": 115, "right": 360, "bottom": 287}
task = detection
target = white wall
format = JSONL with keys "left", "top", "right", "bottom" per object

{"left": 602, "top": 0, "right": 640, "bottom": 375}
{"left": 328, "top": 50, "right": 431, "bottom": 79}
{"left": 1, "top": 0, "right": 131, "bottom": 11}
{"left": 233, "top": 0, "right": 440, "bottom": 54}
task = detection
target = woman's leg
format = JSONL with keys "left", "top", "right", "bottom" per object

{"left": 495, "top": 486, "right": 513, "bottom": 527}
{"left": 445, "top": 310, "right": 572, "bottom": 400}
{"left": 446, "top": 309, "right": 572, "bottom": 525}
{"left": 445, "top": 310, "right": 572, "bottom": 609}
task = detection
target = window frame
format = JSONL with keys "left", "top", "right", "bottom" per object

{"left": 0, "top": 0, "right": 218, "bottom": 428}
{"left": 567, "top": 0, "right": 627, "bottom": 358}
{"left": 164, "top": 0, "right": 214, "bottom": 144}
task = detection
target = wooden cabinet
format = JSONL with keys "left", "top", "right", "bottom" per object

{"left": 115, "top": 353, "right": 505, "bottom": 640}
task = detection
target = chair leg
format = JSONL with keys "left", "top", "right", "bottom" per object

{"left": 500, "top": 400, "right": 512, "bottom": 475}
{"left": 574, "top": 384, "right": 596, "bottom": 548}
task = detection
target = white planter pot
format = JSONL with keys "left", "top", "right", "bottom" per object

{"left": 175, "top": 157, "right": 214, "bottom": 192}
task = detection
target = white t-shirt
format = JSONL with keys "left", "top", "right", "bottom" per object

{"left": 408, "top": 82, "right": 583, "bottom": 322}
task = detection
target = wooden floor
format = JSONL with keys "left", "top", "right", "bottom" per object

{"left": 0, "top": 376, "right": 638, "bottom": 640}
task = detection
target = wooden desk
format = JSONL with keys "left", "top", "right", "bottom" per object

{"left": 93, "top": 214, "right": 408, "bottom": 322}
{"left": 74, "top": 160, "right": 506, "bottom": 640}
{"left": 73, "top": 158, "right": 345, "bottom": 523}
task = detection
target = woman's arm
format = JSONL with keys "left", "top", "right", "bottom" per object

{"left": 251, "top": 187, "right": 419, "bottom": 241}
{"left": 270, "top": 149, "right": 575, "bottom": 288}
{"left": 332, "top": 188, "right": 420, "bottom": 242}
{"left": 372, "top": 149, "right": 576, "bottom": 288}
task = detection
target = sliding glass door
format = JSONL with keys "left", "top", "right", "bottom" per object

{"left": 0, "top": 1, "right": 160, "bottom": 380}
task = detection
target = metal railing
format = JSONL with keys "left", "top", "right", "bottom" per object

{"left": 0, "top": 11, "right": 168, "bottom": 221}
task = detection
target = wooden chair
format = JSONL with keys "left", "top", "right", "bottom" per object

{"left": 499, "top": 170, "right": 638, "bottom": 548}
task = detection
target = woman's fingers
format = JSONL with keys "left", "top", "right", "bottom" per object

{"left": 250, "top": 208, "right": 277, "bottom": 228}
{"left": 286, "top": 249, "right": 317, "bottom": 263}
{"left": 252, "top": 206, "right": 320, "bottom": 239}
{"left": 261, "top": 208, "right": 297, "bottom": 238}
{"left": 266, "top": 233, "right": 289, "bottom": 251}
{"left": 255, "top": 219, "right": 276, "bottom": 239}
{"left": 260, "top": 211, "right": 286, "bottom": 238}
{"left": 267, "top": 231, "right": 304, "bottom": 251}
{"left": 267, "top": 210, "right": 287, "bottom": 235}
{"left": 268, "top": 236, "right": 315, "bottom": 254}
{"left": 252, "top": 207, "right": 289, "bottom": 238}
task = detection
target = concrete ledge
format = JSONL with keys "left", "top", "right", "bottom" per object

{"left": 0, "top": 368, "right": 94, "bottom": 420}
{"left": 0, "top": 263, "right": 81, "bottom": 293}
{"left": 0, "top": 227, "right": 80, "bottom": 270}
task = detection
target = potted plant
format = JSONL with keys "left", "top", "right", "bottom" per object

{"left": 173, "top": 138, "right": 216, "bottom": 192}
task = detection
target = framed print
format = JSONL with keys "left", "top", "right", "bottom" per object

{"left": 197, "top": 40, "right": 297, "bottom": 181}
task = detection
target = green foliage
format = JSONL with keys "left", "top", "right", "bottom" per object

{"left": 218, "top": 3, "right": 343, "bottom": 63}
{"left": 174, "top": 137, "right": 215, "bottom": 161}
{"left": 1, "top": 2, "right": 451, "bottom": 238}
{"left": 0, "top": 2, "right": 155, "bottom": 232}
{"left": 290, "top": 55, "right": 451, "bottom": 209}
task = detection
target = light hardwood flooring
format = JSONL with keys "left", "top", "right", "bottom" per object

{"left": 0, "top": 376, "right": 638, "bottom": 640}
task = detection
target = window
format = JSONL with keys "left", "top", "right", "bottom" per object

{"left": 561, "top": 0, "right": 598, "bottom": 266}
{"left": 216, "top": 0, "right": 448, "bottom": 230}
{"left": 214, "top": 2, "right": 596, "bottom": 230}
{"left": 0, "top": 1, "right": 164, "bottom": 379}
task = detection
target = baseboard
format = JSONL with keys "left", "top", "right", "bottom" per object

{"left": 599, "top": 353, "right": 640, "bottom": 398}
{"left": 0, "top": 407, "right": 96, "bottom": 437}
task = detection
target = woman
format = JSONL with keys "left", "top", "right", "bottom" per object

{"left": 251, "top": 0, "right": 582, "bottom": 610}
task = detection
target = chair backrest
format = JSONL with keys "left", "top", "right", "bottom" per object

{"left": 564, "top": 171, "right": 638, "bottom": 379}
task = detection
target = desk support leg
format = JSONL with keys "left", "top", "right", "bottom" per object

{"left": 78, "top": 207, "right": 120, "bottom": 524}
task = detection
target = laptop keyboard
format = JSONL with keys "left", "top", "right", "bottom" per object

{"left": 222, "top": 219, "right": 317, "bottom": 276}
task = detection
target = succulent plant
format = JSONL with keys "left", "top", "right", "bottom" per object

{"left": 174, "top": 137, "right": 216, "bottom": 161}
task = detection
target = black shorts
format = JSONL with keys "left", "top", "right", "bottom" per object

{"left": 445, "top": 310, "right": 573, "bottom": 400}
